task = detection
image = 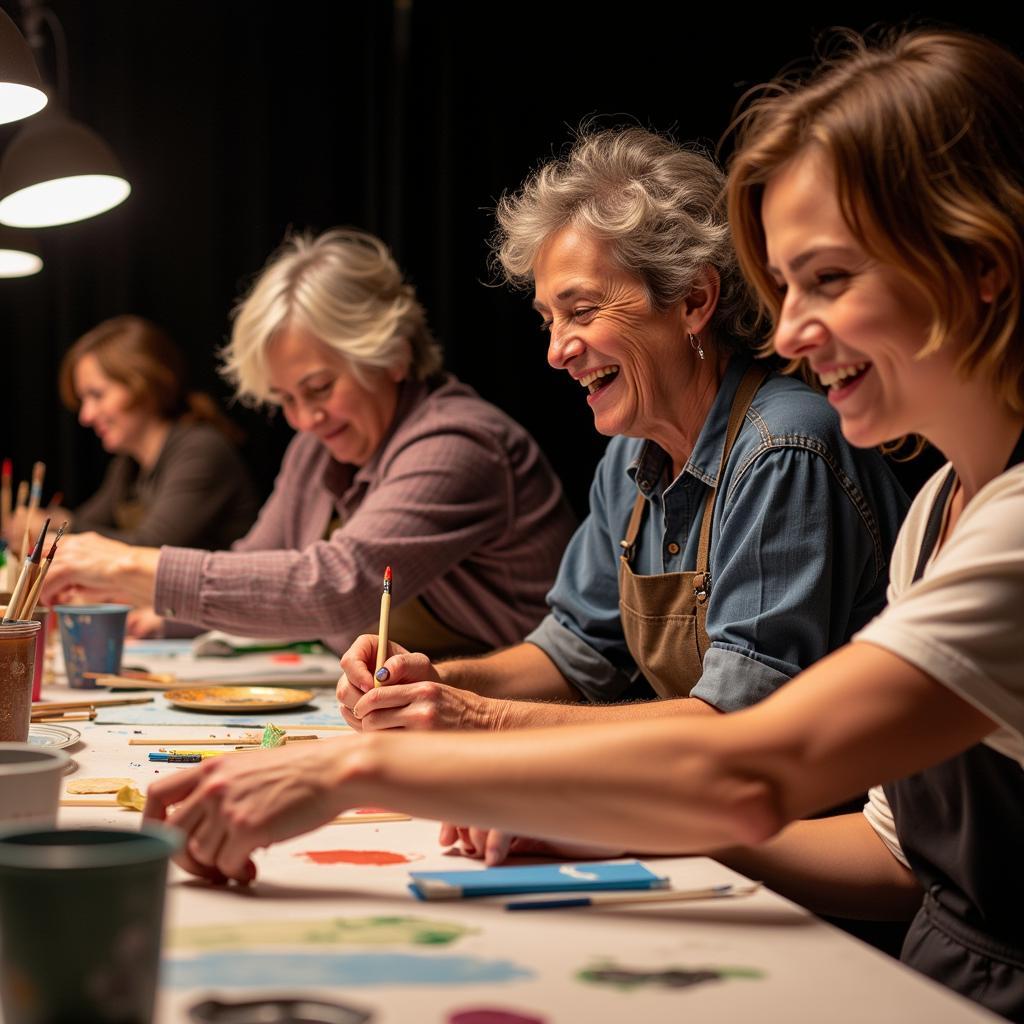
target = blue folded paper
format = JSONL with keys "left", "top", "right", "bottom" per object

{"left": 408, "top": 859, "right": 668, "bottom": 901}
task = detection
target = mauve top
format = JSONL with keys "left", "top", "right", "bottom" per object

{"left": 153, "top": 375, "right": 576, "bottom": 653}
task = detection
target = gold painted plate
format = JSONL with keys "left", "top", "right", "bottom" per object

{"left": 162, "top": 686, "right": 314, "bottom": 713}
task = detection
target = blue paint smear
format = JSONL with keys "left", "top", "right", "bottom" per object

{"left": 164, "top": 952, "right": 533, "bottom": 989}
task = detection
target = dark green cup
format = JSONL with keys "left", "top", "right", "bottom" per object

{"left": 0, "top": 824, "right": 182, "bottom": 1024}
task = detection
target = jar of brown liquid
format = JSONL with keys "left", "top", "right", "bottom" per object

{"left": 0, "top": 621, "right": 41, "bottom": 742}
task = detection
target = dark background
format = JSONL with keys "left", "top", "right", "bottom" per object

{"left": 1, "top": 2, "right": 1020, "bottom": 519}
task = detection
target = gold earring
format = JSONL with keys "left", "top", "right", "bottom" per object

{"left": 689, "top": 333, "right": 704, "bottom": 361}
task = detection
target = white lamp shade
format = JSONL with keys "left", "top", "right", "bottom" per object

{"left": 0, "top": 110, "right": 130, "bottom": 227}
{"left": 0, "top": 226, "right": 42, "bottom": 278}
{"left": 0, "top": 9, "right": 48, "bottom": 126}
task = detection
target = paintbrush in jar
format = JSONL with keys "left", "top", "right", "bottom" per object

{"left": 3, "top": 517, "right": 49, "bottom": 623}
{"left": 23, "top": 520, "right": 67, "bottom": 618}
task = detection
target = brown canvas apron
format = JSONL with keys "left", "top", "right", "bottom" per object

{"left": 618, "top": 365, "right": 768, "bottom": 698}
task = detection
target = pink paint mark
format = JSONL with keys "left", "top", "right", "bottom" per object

{"left": 271, "top": 653, "right": 301, "bottom": 663}
{"left": 448, "top": 1010, "right": 546, "bottom": 1024}
{"left": 299, "top": 849, "right": 414, "bottom": 866}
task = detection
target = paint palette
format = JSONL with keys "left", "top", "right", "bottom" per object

{"left": 162, "top": 686, "right": 314, "bottom": 713}
{"left": 28, "top": 724, "right": 82, "bottom": 749}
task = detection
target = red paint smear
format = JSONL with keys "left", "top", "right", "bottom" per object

{"left": 271, "top": 653, "right": 301, "bottom": 663}
{"left": 300, "top": 849, "right": 412, "bottom": 865}
{"left": 448, "top": 1011, "right": 545, "bottom": 1024}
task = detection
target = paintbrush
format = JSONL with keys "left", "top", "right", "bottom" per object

{"left": 505, "top": 881, "right": 762, "bottom": 911}
{"left": 374, "top": 565, "right": 392, "bottom": 686}
{"left": 30, "top": 696, "right": 154, "bottom": 712}
{"left": 0, "top": 458, "right": 11, "bottom": 536}
{"left": 3, "top": 517, "right": 48, "bottom": 623}
{"left": 84, "top": 669, "right": 176, "bottom": 684}
{"left": 17, "top": 462, "right": 44, "bottom": 568}
{"left": 23, "top": 520, "right": 67, "bottom": 618}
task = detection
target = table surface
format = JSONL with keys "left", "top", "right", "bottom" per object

{"left": 32, "top": 672, "right": 1000, "bottom": 1024}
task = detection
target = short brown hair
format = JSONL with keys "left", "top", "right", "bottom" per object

{"left": 728, "top": 30, "right": 1024, "bottom": 412}
{"left": 60, "top": 315, "right": 241, "bottom": 441}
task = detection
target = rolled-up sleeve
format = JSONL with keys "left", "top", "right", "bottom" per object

{"left": 525, "top": 455, "right": 640, "bottom": 701}
{"left": 691, "top": 445, "right": 879, "bottom": 711}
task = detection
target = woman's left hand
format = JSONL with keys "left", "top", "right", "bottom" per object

{"left": 144, "top": 739, "right": 356, "bottom": 883}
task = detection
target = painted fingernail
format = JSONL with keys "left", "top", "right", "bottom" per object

{"left": 375, "top": 667, "right": 390, "bottom": 682}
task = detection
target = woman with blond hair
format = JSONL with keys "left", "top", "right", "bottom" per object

{"left": 45, "top": 228, "right": 575, "bottom": 655}
{"left": 6, "top": 315, "right": 258, "bottom": 551}
{"left": 147, "top": 33, "right": 1024, "bottom": 1019}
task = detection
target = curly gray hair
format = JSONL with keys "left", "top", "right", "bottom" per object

{"left": 492, "top": 128, "right": 757, "bottom": 349}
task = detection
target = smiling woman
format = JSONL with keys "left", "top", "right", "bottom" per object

{"left": 42, "top": 230, "right": 576, "bottom": 655}
{"left": 2, "top": 316, "right": 259, "bottom": 555}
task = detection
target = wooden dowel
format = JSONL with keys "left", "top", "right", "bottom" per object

{"left": 128, "top": 734, "right": 323, "bottom": 746}
{"left": 31, "top": 696, "right": 154, "bottom": 712}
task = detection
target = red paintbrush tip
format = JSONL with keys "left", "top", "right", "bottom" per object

{"left": 2, "top": 458, "right": 10, "bottom": 477}
{"left": 384, "top": 565, "right": 391, "bottom": 581}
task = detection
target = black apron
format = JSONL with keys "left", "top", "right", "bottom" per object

{"left": 884, "top": 428, "right": 1024, "bottom": 1023}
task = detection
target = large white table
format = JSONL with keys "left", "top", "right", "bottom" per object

{"left": 40, "top": 674, "right": 998, "bottom": 1024}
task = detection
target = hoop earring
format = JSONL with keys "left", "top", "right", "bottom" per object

{"left": 689, "top": 333, "right": 704, "bottom": 361}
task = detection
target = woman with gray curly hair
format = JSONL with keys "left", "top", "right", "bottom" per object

{"left": 337, "top": 127, "right": 907, "bottom": 750}
{"left": 45, "top": 228, "right": 576, "bottom": 655}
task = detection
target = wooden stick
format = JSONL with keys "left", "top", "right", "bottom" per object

{"left": 60, "top": 799, "right": 122, "bottom": 808}
{"left": 84, "top": 669, "right": 176, "bottom": 683}
{"left": 328, "top": 812, "right": 411, "bottom": 824}
{"left": 31, "top": 710, "right": 96, "bottom": 722}
{"left": 128, "top": 734, "right": 322, "bottom": 746}
{"left": 31, "top": 696, "right": 154, "bottom": 712}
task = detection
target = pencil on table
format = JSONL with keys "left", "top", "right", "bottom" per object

{"left": 18, "top": 462, "right": 45, "bottom": 568}
{"left": 2, "top": 517, "right": 49, "bottom": 623}
{"left": 23, "top": 520, "right": 67, "bottom": 618}
{"left": 374, "top": 565, "right": 392, "bottom": 687}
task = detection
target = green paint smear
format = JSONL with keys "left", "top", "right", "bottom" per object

{"left": 171, "top": 915, "right": 475, "bottom": 951}
{"left": 577, "top": 963, "right": 763, "bottom": 991}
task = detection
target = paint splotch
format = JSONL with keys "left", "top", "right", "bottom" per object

{"left": 448, "top": 1009, "right": 546, "bottom": 1024}
{"left": 164, "top": 952, "right": 533, "bottom": 989}
{"left": 577, "top": 963, "right": 763, "bottom": 990}
{"left": 170, "top": 915, "right": 474, "bottom": 950}
{"left": 298, "top": 848, "right": 417, "bottom": 865}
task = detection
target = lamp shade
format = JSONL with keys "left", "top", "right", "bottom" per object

{"left": 0, "top": 8, "right": 47, "bottom": 126}
{"left": 0, "top": 225, "right": 42, "bottom": 278}
{"left": 0, "top": 109, "right": 130, "bottom": 227}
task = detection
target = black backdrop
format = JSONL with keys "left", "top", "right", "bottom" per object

{"left": 1, "top": 2, "right": 1020, "bottom": 517}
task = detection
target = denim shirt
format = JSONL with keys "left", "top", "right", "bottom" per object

{"left": 526, "top": 355, "right": 910, "bottom": 710}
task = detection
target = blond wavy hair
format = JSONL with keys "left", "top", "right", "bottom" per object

{"left": 491, "top": 127, "right": 759, "bottom": 351}
{"left": 222, "top": 228, "right": 442, "bottom": 405}
{"left": 727, "top": 29, "right": 1024, "bottom": 412}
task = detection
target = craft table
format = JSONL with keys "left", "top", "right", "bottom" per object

{"left": 32, "top": 675, "right": 1001, "bottom": 1024}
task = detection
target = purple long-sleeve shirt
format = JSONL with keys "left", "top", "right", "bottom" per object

{"left": 153, "top": 375, "right": 576, "bottom": 653}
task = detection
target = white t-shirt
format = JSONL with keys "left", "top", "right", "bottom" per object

{"left": 858, "top": 461, "right": 1024, "bottom": 861}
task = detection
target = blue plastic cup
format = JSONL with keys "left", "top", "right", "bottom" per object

{"left": 54, "top": 604, "right": 132, "bottom": 689}
{"left": 0, "top": 824, "right": 181, "bottom": 1024}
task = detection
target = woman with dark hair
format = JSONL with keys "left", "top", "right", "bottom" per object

{"left": 8, "top": 314, "right": 258, "bottom": 551}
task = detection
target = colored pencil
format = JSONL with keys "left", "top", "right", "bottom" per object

{"left": 505, "top": 881, "right": 762, "bottom": 911}
{"left": 374, "top": 565, "right": 392, "bottom": 686}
